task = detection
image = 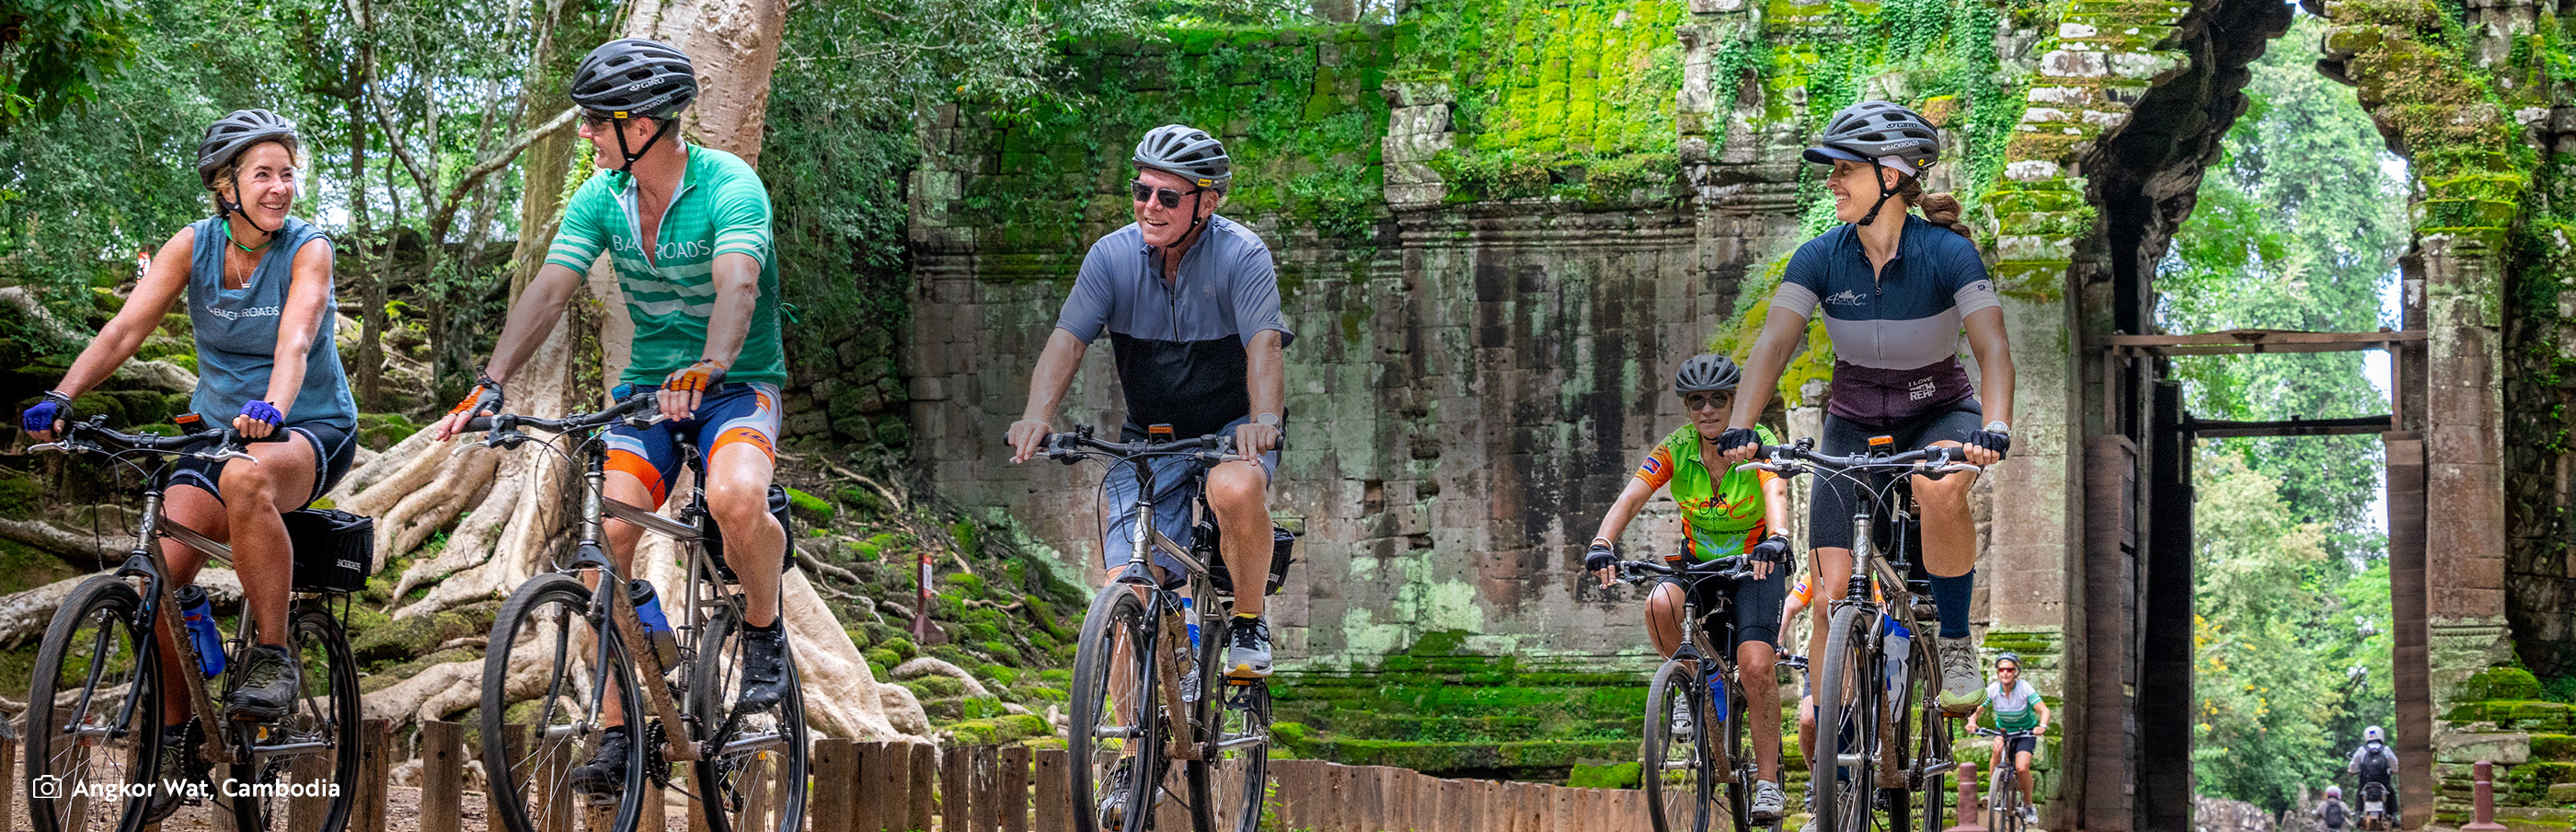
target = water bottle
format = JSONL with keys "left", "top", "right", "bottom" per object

{"left": 1179, "top": 598, "right": 1202, "bottom": 703}
{"left": 1182, "top": 597, "right": 1200, "bottom": 650}
{"left": 1880, "top": 618, "right": 1912, "bottom": 700}
{"left": 1707, "top": 673, "right": 1730, "bottom": 723}
{"left": 627, "top": 580, "right": 681, "bottom": 668}
{"left": 176, "top": 584, "right": 225, "bottom": 678}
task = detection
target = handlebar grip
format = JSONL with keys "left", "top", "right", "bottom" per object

{"left": 464, "top": 415, "right": 496, "bottom": 433}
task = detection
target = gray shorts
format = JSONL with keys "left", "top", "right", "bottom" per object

{"left": 1098, "top": 414, "right": 1281, "bottom": 581}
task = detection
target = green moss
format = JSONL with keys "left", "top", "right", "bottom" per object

{"left": 944, "top": 713, "right": 1052, "bottom": 745}
{"left": 1566, "top": 760, "right": 1642, "bottom": 789}
{"left": 2462, "top": 665, "right": 2547, "bottom": 701}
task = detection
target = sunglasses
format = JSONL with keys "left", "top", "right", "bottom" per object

{"left": 1130, "top": 181, "right": 1210, "bottom": 209}
{"left": 1681, "top": 392, "right": 1731, "bottom": 411}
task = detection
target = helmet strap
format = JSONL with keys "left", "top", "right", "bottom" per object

{"left": 218, "top": 171, "right": 279, "bottom": 248}
{"left": 1854, "top": 158, "right": 1903, "bottom": 227}
{"left": 614, "top": 116, "right": 681, "bottom": 176}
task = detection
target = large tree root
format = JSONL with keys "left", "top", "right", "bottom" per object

{"left": 0, "top": 568, "right": 241, "bottom": 649}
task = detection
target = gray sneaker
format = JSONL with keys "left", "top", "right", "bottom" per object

{"left": 1938, "top": 636, "right": 1985, "bottom": 713}
{"left": 1669, "top": 693, "right": 1695, "bottom": 740}
{"left": 224, "top": 644, "right": 302, "bottom": 722}
{"left": 1225, "top": 616, "right": 1272, "bottom": 678}
{"left": 1750, "top": 780, "right": 1787, "bottom": 822}
{"left": 2019, "top": 804, "right": 2038, "bottom": 823}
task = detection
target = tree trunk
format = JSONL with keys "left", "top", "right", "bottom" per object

{"left": 350, "top": 95, "right": 385, "bottom": 410}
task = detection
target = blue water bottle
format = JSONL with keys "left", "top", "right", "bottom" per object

{"left": 176, "top": 584, "right": 225, "bottom": 678}
{"left": 1182, "top": 597, "right": 1200, "bottom": 650}
{"left": 627, "top": 580, "right": 681, "bottom": 668}
{"left": 1708, "top": 674, "right": 1730, "bottom": 722}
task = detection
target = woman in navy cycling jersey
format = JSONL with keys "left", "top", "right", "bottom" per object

{"left": 1715, "top": 100, "right": 2016, "bottom": 718}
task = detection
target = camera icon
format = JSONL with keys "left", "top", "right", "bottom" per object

{"left": 30, "top": 774, "right": 61, "bottom": 799}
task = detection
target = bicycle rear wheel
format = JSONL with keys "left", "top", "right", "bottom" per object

{"left": 482, "top": 572, "right": 645, "bottom": 832}
{"left": 1070, "top": 587, "right": 1163, "bottom": 832}
{"left": 1641, "top": 660, "right": 1712, "bottom": 832}
{"left": 26, "top": 576, "right": 159, "bottom": 832}
{"left": 687, "top": 606, "right": 811, "bottom": 832}
{"left": 1809, "top": 606, "right": 1879, "bottom": 832}
{"left": 1188, "top": 613, "right": 1270, "bottom": 832}
{"left": 224, "top": 605, "right": 362, "bottom": 832}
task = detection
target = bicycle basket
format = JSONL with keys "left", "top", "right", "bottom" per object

{"left": 283, "top": 509, "right": 373, "bottom": 593}
{"left": 1209, "top": 525, "right": 1298, "bottom": 596}
{"left": 701, "top": 484, "right": 801, "bottom": 581}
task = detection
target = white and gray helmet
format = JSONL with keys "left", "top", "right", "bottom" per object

{"left": 197, "top": 110, "right": 299, "bottom": 188}
{"left": 1802, "top": 100, "right": 1940, "bottom": 171}
{"left": 1133, "top": 124, "right": 1232, "bottom": 189}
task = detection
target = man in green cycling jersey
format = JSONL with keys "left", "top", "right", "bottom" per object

{"left": 430, "top": 38, "right": 792, "bottom": 800}
{"left": 1583, "top": 353, "right": 1795, "bottom": 823}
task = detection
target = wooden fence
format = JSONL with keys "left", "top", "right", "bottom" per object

{"left": 0, "top": 719, "right": 1660, "bottom": 832}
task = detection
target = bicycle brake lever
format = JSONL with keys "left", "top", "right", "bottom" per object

{"left": 26, "top": 442, "right": 67, "bottom": 454}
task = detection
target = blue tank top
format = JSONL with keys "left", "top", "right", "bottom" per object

{"left": 184, "top": 216, "right": 355, "bottom": 430}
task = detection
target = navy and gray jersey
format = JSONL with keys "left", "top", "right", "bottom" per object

{"left": 1770, "top": 214, "right": 2002, "bottom": 425}
{"left": 1055, "top": 214, "right": 1295, "bottom": 440}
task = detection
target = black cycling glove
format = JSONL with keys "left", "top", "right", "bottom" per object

{"left": 1965, "top": 426, "right": 2012, "bottom": 459}
{"left": 1748, "top": 533, "right": 1791, "bottom": 566}
{"left": 1715, "top": 427, "right": 1761, "bottom": 457}
{"left": 1582, "top": 542, "right": 1617, "bottom": 574}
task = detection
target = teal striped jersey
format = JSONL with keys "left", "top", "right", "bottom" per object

{"left": 546, "top": 144, "right": 785, "bottom": 387}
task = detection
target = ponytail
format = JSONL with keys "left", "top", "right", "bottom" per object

{"left": 1891, "top": 175, "right": 1974, "bottom": 238}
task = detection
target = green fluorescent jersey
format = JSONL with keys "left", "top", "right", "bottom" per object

{"left": 546, "top": 144, "right": 786, "bottom": 387}
{"left": 1633, "top": 423, "right": 1783, "bottom": 561}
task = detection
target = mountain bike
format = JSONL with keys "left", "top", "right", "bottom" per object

{"left": 1042, "top": 423, "right": 1274, "bottom": 832}
{"left": 1742, "top": 437, "right": 1979, "bottom": 832}
{"left": 24, "top": 417, "right": 363, "bottom": 832}
{"left": 1972, "top": 727, "right": 2035, "bottom": 832}
{"left": 1606, "top": 555, "right": 1766, "bottom": 832}
{"left": 471, "top": 393, "right": 807, "bottom": 832}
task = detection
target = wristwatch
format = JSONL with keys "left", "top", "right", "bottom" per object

{"left": 1984, "top": 421, "right": 2010, "bottom": 435}
{"left": 1255, "top": 412, "right": 1282, "bottom": 428}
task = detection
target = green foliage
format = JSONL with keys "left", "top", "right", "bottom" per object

{"left": 1403, "top": 0, "right": 1686, "bottom": 204}
{"left": 1565, "top": 760, "right": 1641, "bottom": 789}
{"left": 0, "top": 0, "right": 145, "bottom": 128}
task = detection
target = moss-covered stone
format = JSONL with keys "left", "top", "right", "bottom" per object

{"left": 2463, "top": 665, "right": 2547, "bottom": 702}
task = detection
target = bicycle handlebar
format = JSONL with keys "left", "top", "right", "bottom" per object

{"left": 1973, "top": 727, "right": 2040, "bottom": 738}
{"left": 1612, "top": 556, "right": 1757, "bottom": 585}
{"left": 1034, "top": 424, "right": 1240, "bottom": 465}
{"left": 31, "top": 417, "right": 275, "bottom": 461}
{"left": 465, "top": 392, "right": 661, "bottom": 440}
{"left": 1735, "top": 441, "right": 1983, "bottom": 478}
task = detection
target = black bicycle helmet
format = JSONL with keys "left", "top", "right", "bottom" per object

{"left": 1133, "top": 124, "right": 1233, "bottom": 189}
{"left": 1802, "top": 100, "right": 1940, "bottom": 170}
{"left": 1673, "top": 353, "right": 1742, "bottom": 394}
{"left": 197, "top": 110, "right": 299, "bottom": 188}
{"left": 569, "top": 38, "right": 698, "bottom": 120}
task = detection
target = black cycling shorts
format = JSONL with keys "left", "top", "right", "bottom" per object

{"left": 1807, "top": 399, "right": 1984, "bottom": 552}
{"left": 1664, "top": 560, "right": 1789, "bottom": 653}
{"left": 168, "top": 422, "right": 358, "bottom": 511}
{"left": 1997, "top": 734, "right": 2039, "bottom": 758}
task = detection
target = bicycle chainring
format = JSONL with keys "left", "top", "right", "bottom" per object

{"left": 644, "top": 718, "right": 678, "bottom": 789}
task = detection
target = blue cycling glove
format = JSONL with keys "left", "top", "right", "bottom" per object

{"left": 21, "top": 391, "right": 70, "bottom": 434}
{"left": 240, "top": 399, "right": 283, "bottom": 426}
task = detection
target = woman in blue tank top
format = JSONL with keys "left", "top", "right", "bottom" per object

{"left": 19, "top": 110, "right": 355, "bottom": 819}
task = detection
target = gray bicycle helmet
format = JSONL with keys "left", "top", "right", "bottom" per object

{"left": 1673, "top": 353, "right": 1742, "bottom": 394}
{"left": 197, "top": 110, "right": 299, "bottom": 188}
{"left": 1133, "top": 124, "right": 1233, "bottom": 189}
{"left": 1995, "top": 651, "right": 2022, "bottom": 668}
{"left": 1802, "top": 100, "right": 1940, "bottom": 170}
{"left": 569, "top": 39, "right": 698, "bottom": 120}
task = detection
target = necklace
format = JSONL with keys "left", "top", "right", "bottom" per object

{"left": 223, "top": 220, "right": 271, "bottom": 253}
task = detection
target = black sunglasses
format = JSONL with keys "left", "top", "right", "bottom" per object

{"left": 1130, "top": 181, "right": 1210, "bottom": 209}
{"left": 1681, "top": 391, "right": 1731, "bottom": 411}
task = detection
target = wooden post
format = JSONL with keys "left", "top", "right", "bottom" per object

{"left": 421, "top": 722, "right": 464, "bottom": 832}
{"left": 908, "top": 743, "right": 937, "bottom": 832}
{"left": 640, "top": 773, "right": 665, "bottom": 832}
{"left": 940, "top": 745, "right": 971, "bottom": 831}
{"left": 688, "top": 763, "right": 716, "bottom": 832}
{"left": 1944, "top": 762, "right": 1988, "bottom": 832}
{"left": 864, "top": 742, "right": 902, "bottom": 832}
{"left": 1000, "top": 745, "right": 1031, "bottom": 832}
{"left": 0, "top": 734, "right": 17, "bottom": 832}
{"left": 1031, "top": 748, "right": 1071, "bottom": 832}
{"left": 351, "top": 719, "right": 393, "bottom": 832}
{"left": 813, "top": 739, "right": 856, "bottom": 832}
{"left": 970, "top": 745, "right": 1001, "bottom": 832}
{"left": 2465, "top": 759, "right": 2508, "bottom": 831}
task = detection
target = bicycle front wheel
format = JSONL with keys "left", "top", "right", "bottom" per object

{"left": 1188, "top": 612, "right": 1270, "bottom": 832}
{"left": 1809, "top": 606, "right": 1879, "bottom": 832}
{"left": 1069, "top": 586, "right": 1163, "bottom": 832}
{"left": 1985, "top": 763, "right": 2021, "bottom": 832}
{"left": 687, "top": 607, "right": 811, "bottom": 832}
{"left": 1641, "top": 660, "right": 1712, "bottom": 832}
{"left": 225, "top": 604, "right": 362, "bottom": 832}
{"left": 482, "top": 572, "right": 645, "bottom": 832}
{"left": 26, "top": 575, "right": 159, "bottom": 832}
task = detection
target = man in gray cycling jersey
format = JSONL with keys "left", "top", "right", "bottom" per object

{"left": 1005, "top": 124, "right": 1293, "bottom": 681}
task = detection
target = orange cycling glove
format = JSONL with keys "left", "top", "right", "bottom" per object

{"left": 447, "top": 373, "right": 504, "bottom": 422}
{"left": 664, "top": 358, "right": 728, "bottom": 395}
